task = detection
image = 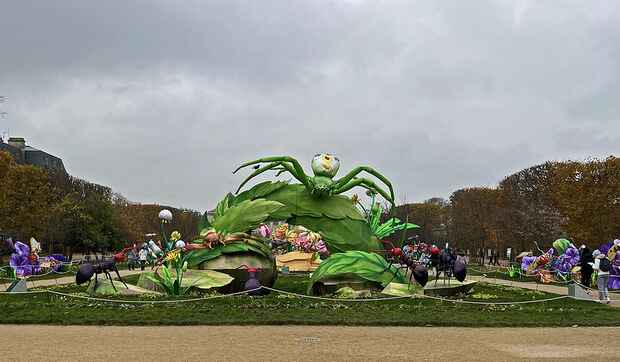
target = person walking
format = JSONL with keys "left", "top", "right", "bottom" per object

{"left": 138, "top": 247, "right": 148, "bottom": 271}
{"left": 579, "top": 245, "right": 594, "bottom": 287}
{"left": 591, "top": 250, "right": 611, "bottom": 304}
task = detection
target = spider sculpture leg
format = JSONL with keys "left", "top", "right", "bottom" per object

{"left": 235, "top": 161, "right": 297, "bottom": 193}
{"left": 233, "top": 156, "right": 309, "bottom": 186}
{"left": 333, "top": 166, "right": 395, "bottom": 203}
{"left": 333, "top": 178, "right": 395, "bottom": 206}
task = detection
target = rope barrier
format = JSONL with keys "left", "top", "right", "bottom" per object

{"left": 1, "top": 263, "right": 619, "bottom": 306}
{"left": 0, "top": 285, "right": 605, "bottom": 306}
{"left": 45, "top": 288, "right": 262, "bottom": 304}
{"left": 260, "top": 286, "right": 412, "bottom": 302}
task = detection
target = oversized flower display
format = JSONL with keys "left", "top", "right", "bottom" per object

{"left": 269, "top": 223, "right": 328, "bottom": 256}
{"left": 554, "top": 246, "right": 580, "bottom": 274}
{"left": 9, "top": 240, "right": 40, "bottom": 277}
{"left": 519, "top": 239, "right": 583, "bottom": 283}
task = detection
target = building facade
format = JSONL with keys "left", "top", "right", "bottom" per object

{"left": 0, "top": 137, "right": 66, "bottom": 173}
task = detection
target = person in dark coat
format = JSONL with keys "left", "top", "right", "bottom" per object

{"left": 580, "top": 244, "right": 594, "bottom": 287}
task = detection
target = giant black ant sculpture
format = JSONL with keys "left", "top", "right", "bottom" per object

{"left": 377, "top": 240, "right": 429, "bottom": 287}
{"left": 76, "top": 255, "right": 128, "bottom": 292}
{"left": 433, "top": 247, "right": 467, "bottom": 286}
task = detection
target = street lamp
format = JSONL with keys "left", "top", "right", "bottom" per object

{"left": 158, "top": 209, "right": 173, "bottom": 253}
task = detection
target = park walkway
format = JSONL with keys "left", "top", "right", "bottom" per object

{"left": 468, "top": 275, "right": 568, "bottom": 294}
{"left": 2, "top": 325, "right": 619, "bottom": 361}
{"left": 468, "top": 274, "right": 620, "bottom": 306}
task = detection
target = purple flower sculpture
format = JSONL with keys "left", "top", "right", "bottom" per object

{"left": 555, "top": 246, "right": 580, "bottom": 274}
{"left": 597, "top": 241, "right": 620, "bottom": 289}
{"left": 9, "top": 241, "right": 40, "bottom": 277}
{"left": 521, "top": 256, "right": 536, "bottom": 272}
{"left": 609, "top": 251, "right": 620, "bottom": 289}
{"left": 46, "top": 254, "right": 67, "bottom": 272}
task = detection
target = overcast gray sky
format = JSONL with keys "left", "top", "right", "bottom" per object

{"left": 1, "top": 0, "right": 619, "bottom": 211}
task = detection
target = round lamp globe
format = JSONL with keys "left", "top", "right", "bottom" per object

{"left": 158, "top": 209, "right": 173, "bottom": 222}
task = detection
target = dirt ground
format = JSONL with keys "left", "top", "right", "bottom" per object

{"left": 1, "top": 325, "right": 618, "bottom": 361}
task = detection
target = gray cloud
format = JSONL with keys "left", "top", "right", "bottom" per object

{"left": 1, "top": 0, "right": 619, "bottom": 210}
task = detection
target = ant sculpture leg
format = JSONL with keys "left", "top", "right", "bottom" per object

{"left": 113, "top": 266, "right": 129, "bottom": 289}
{"left": 385, "top": 264, "right": 412, "bottom": 285}
{"left": 434, "top": 266, "right": 442, "bottom": 287}
{"left": 93, "top": 272, "right": 99, "bottom": 291}
{"left": 105, "top": 271, "right": 118, "bottom": 292}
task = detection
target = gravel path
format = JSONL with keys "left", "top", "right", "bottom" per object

{"left": 0, "top": 325, "right": 617, "bottom": 361}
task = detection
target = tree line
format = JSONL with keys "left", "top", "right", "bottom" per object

{"left": 392, "top": 156, "right": 620, "bottom": 256}
{"left": 0, "top": 151, "right": 200, "bottom": 258}
{"left": 2, "top": 149, "right": 618, "bottom": 259}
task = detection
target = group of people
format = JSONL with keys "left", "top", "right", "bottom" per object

{"left": 120, "top": 242, "right": 157, "bottom": 271}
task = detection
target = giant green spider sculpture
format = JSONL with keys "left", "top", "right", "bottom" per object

{"left": 233, "top": 153, "right": 395, "bottom": 205}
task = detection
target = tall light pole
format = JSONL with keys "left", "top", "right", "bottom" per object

{"left": 0, "top": 96, "right": 7, "bottom": 142}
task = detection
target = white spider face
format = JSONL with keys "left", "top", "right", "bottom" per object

{"left": 311, "top": 153, "right": 340, "bottom": 178}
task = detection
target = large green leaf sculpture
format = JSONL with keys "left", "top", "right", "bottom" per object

{"left": 291, "top": 215, "right": 382, "bottom": 253}
{"left": 185, "top": 239, "right": 272, "bottom": 267}
{"left": 307, "top": 251, "right": 407, "bottom": 293}
{"left": 222, "top": 182, "right": 377, "bottom": 252}
{"left": 373, "top": 218, "right": 419, "bottom": 239}
{"left": 139, "top": 269, "right": 233, "bottom": 292}
{"left": 367, "top": 203, "right": 419, "bottom": 239}
{"left": 234, "top": 181, "right": 289, "bottom": 204}
{"left": 180, "top": 270, "right": 234, "bottom": 290}
{"left": 211, "top": 199, "right": 284, "bottom": 235}
{"left": 260, "top": 184, "right": 366, "bottom": 221}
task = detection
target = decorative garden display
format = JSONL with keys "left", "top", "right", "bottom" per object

{"left": 187, "top": 155, "right": 398, "bottom": 290}
{"left": 76, "top": 257, "right": 129, "bottom": 292}
{"left": 520, "top": 238, "right": 582, "bottom": 283}
{"left": 5, "top": 237, "right": 68, "bottom": 281}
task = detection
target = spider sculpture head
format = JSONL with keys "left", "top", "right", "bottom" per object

{"left": 311, "top": 153, "right": 340, "bottom": 178}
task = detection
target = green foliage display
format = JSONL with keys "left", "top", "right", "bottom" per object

{"left": 507, "top": 265, "right": 521, "bottom": 279}
{"left": 290, "top": 215, "right": 382, "bottom": 253}
{"left": 365, "top": 200, "right": 419, "bottom": 239}
{"left": 213, "top": 181, "right": 379, "bottom": 252}
{"left": 185, "top": 239, "right": 272, "bottom": 267}
{"left": 187, "top": 195, "right": 279, "bottom": 270}
{"left": 145, "top": 265, "right": 182, "bottom": 295}
{"left": 234, "top": 181, "right": 289, "bottom": 204}
{"left": 211, "top": 199, "right": 284, "bottom": 235}
{"left": 142, "top": 269, "right": 233, "bottom": 293}
{"left": 182, "top": 270, "right": 234, "bottom": 289}
{"left": 552, "top": 238, "right": 571, "bottom": 254}
{"left": 259, "top": 184, "right": 366, "bottom": 221}
{"left": 307, "top": 251, "right": 407, "bottom": 293}
{"left": 373, "top": 218, "right": 419, "bottom": 239}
